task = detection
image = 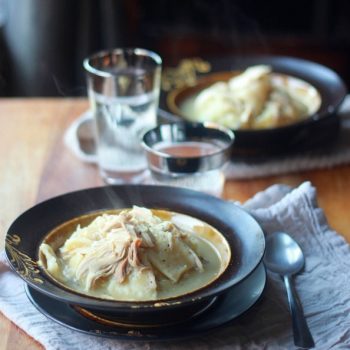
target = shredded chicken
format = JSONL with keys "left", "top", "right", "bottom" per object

{"left": 53, "top": 206, "right": 205, "bottom": 293}
{"left": 128, "top": 238, "right": 142, "bottom": 267}
{"left": 114, "top": 257, "right": 129, "bottom": 283}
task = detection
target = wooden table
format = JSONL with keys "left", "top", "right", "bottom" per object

{"left": 1, "top": 98, "right": 350, "bottom": 349}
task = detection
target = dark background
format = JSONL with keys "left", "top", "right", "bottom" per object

{"left": 0, "top": 0, "right": 349, "bottom": 97}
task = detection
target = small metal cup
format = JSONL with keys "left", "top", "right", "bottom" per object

{"left": 142, "top": 122, "right": 234, "bottom": 197}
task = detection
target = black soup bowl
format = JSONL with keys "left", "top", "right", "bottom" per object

{"left": 161, "top": 55, "right": 347, "bottom": 159}
{"left": 5, "top": 185, "right": 265, "bottom": 327}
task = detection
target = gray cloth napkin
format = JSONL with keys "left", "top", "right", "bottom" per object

{"left": 1, "top": 181, "right": 350, "bottom": 349}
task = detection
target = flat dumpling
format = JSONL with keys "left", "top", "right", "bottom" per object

{"left": 228, "top": 65, "right": 271, "bottom": 118}
{"left": 145, "top": 222, "right": 203, "bottom": 283}
{"left": 193, "top": 82, "right": 245, "bottom": 128}
{"left": 106, "top": 266, "right": 157, "bottom": 300}
{"left": 39, "top": 243, "right": 60, "bottom": 278}
{"left": 252, "top": 89, "right": 308, "bottom": 129}
{"left": 193, "top": 66, "right": 271, "bottom": 129}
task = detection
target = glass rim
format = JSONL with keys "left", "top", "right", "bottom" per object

{"left": 142, "top": 122, "right": 235, "bottom": 160}
{"left": 141, "top": 122, "right": 234, "bottom": 174}
{"left": 83, "top": 47, "right": 162, "bottom": 78}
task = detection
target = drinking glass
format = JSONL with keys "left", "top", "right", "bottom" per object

{"left": 84, "top": 48, "right": 162, "bottom": 184}
{"left": 142, "top": 122, "right": 234, "bottom": 197}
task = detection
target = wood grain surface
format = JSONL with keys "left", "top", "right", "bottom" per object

{"left": 1, "top": 98, "right": 350, "bottom": 350}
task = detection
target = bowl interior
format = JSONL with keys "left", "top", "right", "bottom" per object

{"left": 38, "top": 208, "right": 232, "bottom": 302}
{"left": 167, "top": 70, "right": 322, "bottom": 130}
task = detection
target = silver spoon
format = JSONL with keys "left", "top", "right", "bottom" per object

{"left": 264, "top": 232, "right": 315, "bottom": 348}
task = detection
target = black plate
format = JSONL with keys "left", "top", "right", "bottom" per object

{"left": 159, "top": 55, "right": 347, "bottom": 159}
{"left": 5, "top": 185, "right": 265, "bottom": 319}
{"left": 25, "top": 261, "right": 266, "bottom": 341}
